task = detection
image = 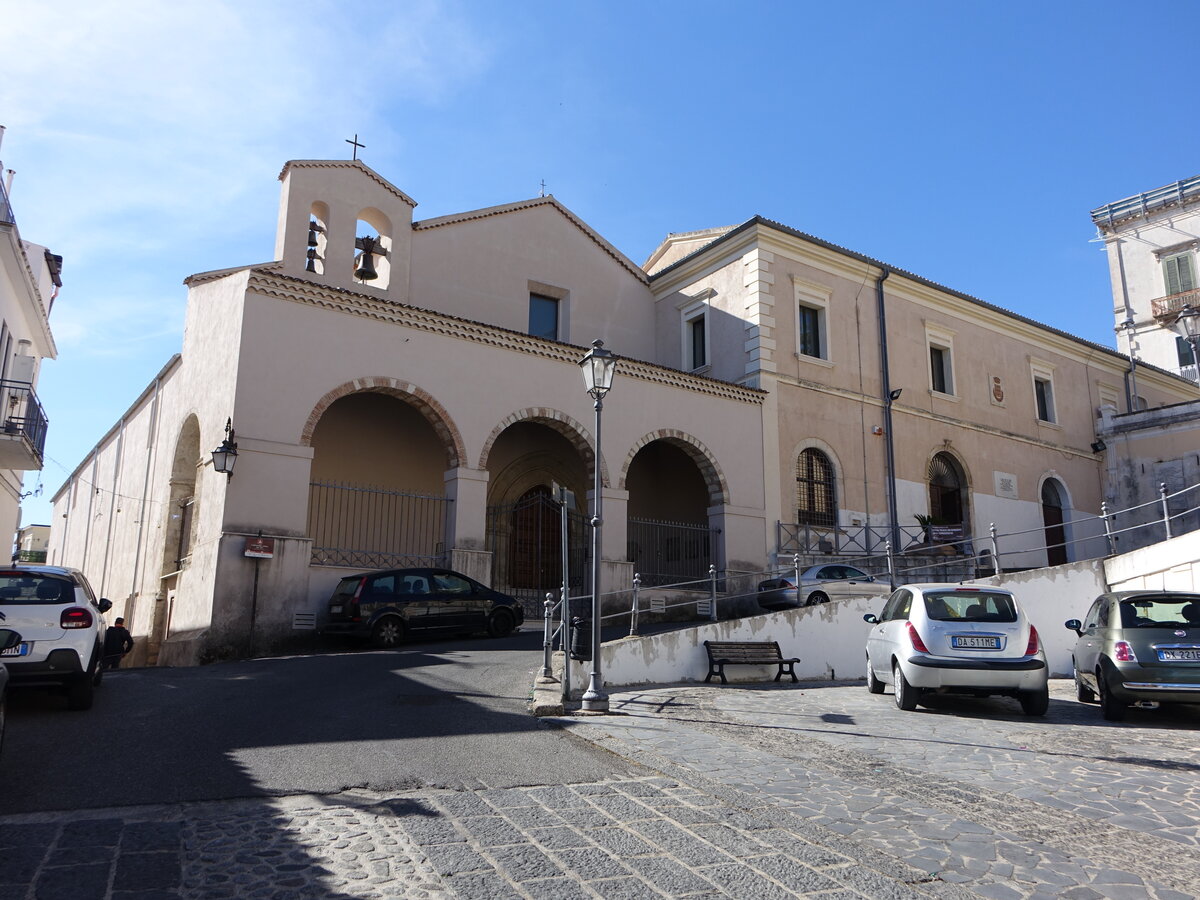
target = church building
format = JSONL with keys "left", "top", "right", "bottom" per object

{"left": 48, "top": 159, "right": 1197, "bottom": 666}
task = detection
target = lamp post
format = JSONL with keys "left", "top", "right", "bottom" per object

{"left": 578, "top": 339, "right": 616, "bottom": 713}
{"left": 1172, "top": 304, "right": 1200, "bottom": 386}
{"left": 1122, "top": 316, "right": 1140, "bottom": 410}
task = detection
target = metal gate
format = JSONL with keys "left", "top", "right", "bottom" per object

{"left": 486, "top": 488, "right": 587, "bottom": 612}
{"left": 307, "top": 480, "right": 450, "bottom": 569}
{"left": 627, "top": 517, "right": 717, "bottom": 587}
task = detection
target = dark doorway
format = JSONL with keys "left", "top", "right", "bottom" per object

{"left": 1041, "top": 479, "right": 1068, "bottom": 566}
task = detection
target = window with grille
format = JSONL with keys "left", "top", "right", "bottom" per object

{"left": 796, "top": 449, "right": 836, "bottom": 527}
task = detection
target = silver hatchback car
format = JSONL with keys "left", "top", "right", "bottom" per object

{"left": 864, "top": 584, "right": 1049, "bottom": 715}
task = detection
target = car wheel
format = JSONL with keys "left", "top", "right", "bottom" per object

{"left": 1019, "top": 685, "right": 1050, "bottom": 716}
{"left": 488, "top": 610, "right": 515, "bottom": 638}
{"left": 66, "top": 674, "right": 95, "bottom": 711}
{"left": 93, "top": 665, "right": 104, "bottom": 688}
{"left": 807, "top": 591, "right": 830, "bottom": 606}
{"left": 1074, "top": 661, "right": 1096, "bottom": 703}
{"left": 1098, "top": 667, "right": 1126, "bottom": 722}
{"left": 893, "top": 662, "right": 919, "bottom": 711}
{"left": 866, "top": 655, "right": 884, "bottom": 694}
{"left": 371, "top": 617, "right": 405, "bottom": 649}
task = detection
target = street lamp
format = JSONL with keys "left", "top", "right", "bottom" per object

{"left": 211, "top": 418, "right": 238, "bottom": 477}
{"left": 578, "top": 339, "right": 616, "bottom": 713}
{"left": 1171, "top": 304, "right": 1200, "bottom": 385}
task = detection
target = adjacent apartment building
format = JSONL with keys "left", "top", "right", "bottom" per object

{"left": 47, "top": 159, "right": 1198, "bottom": 666}
{"left": 0, "top": 128, "right": 56, "bottom": 549}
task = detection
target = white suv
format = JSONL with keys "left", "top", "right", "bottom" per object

{"left": 0, "top": 565, "right": 112, "bottom": 710}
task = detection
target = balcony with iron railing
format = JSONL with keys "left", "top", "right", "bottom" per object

{"left": 1151, "top": 288, "right": 1200, "bottom": 321}
{"left": 0, "top": 380, "right": 48, "bottom": 470}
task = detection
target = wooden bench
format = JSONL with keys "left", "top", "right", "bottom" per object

{"left": 703, "top": 640, "right": 800, "bottom": 684}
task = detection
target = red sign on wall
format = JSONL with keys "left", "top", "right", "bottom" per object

{"left": 244, "top": 537, "right": 275, "bottom": 559}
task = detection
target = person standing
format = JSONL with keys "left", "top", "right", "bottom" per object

{"left": 103, "top": 617, "right": 134, "bottom": 669}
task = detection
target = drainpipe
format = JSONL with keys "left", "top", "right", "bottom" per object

{"left": 876, "top": 268, "right": 900, "bottom": 553}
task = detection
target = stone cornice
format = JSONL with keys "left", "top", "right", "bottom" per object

{"left": 244, "top": 270, "right": 764, "bottom": 404}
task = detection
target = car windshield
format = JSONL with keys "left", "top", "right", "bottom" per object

{"left": 1119, "top": 597, "right": 1200, "bottom": 628}
{"left": 0, "top": 573, "right": 76, "bottom": 605}
{"left": 923, "top": 591, "right": 1017, "bottom": 623}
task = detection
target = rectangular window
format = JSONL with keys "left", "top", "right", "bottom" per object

{"left": 798, "top": 304, "right": 823, "bottom": 359}
{"left": 528, "top": 294, "right": 559, "bottom": 341}
{"left": 689, "top": 315, "right": 706, "bottom": 368}
{"left": 1163, "top": 253, "right": 1196, "bottom": 296}
{"left": 1034, "top": 377, "right": 1055, "bottom": 422}
{"left": 930, "top": 345, "right": 952, "bottom": 394}
{"left": 1178, "top": 335, "right": 1197, "bottom": 366}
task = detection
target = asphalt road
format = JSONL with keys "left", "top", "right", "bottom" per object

{"left": 0, "top": 628, "right": 645, "bottom": 815}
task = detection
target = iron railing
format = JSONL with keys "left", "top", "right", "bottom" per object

{"left": 1151, "top": 288, "right": 1200, "bottom": 321}
{"left": 307, "top": 480, "right": 450, "bottom": 569}
{"left": 627, "top": 517, "right": 717, "bottom": 587}
{"left": 17, "top": 549, "right": 46, "bottom": 562}
{"left": 1, "top": 379, "right": 48, "bottom": 462}
{"left": 486, "top": 493, "right": 588, "bottom": 613}
{"left": 1091, "top": 174, "right": 1200, "bottom": 227}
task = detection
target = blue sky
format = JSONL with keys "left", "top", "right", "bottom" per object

{"left": 2, "top": 0, "right": 1198, "bottom": 528}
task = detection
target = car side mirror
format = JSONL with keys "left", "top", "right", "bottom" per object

{"left": 1064, "top": 619, "right": 1082, "bottom": 635}
{"left": 98, "top": 598, "right": 113, "bottom": 613}
{"left": 863, "top": 614, "right": 879, "bottom": 624}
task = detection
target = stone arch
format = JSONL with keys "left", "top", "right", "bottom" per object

{"left": 300, "top": 377, "right": 465, "bottom": 469}
{"left": 478, "top": 408, "right": 609, "bottom": 487}
{"left": 619, "top": 430, "right": 729, "bottom": 506}
{"left": 926, "top": 446, "right": 972, "bottom": 531}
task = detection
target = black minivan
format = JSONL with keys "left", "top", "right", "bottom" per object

{"left": 321, "top": 567, "right": 524, "bottom": 648}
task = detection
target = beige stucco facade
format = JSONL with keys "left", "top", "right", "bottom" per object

{"left": 48, "top": 159, "right": 1199, "bottom": 666}
{"left": 0, "top": 129, "right": 57, "bottom": 548}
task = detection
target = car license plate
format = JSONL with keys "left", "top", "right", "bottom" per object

{"left": 329, "top": 605, "right": 343, "bottom": 614}
{"left": 1157, "top": 648, "right": 1200, "bottom": 662}
{"left": 0, "top": 642, "right": 30, "bottom": 657}
{"left": 951, "top": 635, "right": 1000, "bottom": 649}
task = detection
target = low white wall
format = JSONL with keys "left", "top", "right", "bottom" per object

{"left": 968, "top": 560, "right": 1109, "bottom": 676}
{"left": 592, "top": 534, "right": 1200, "bottom": 689}
{"left": 1104, "top": 529, "right": 1200, "bottom": 593}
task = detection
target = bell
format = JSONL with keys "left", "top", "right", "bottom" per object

{"left": 354, "top": 236, "right": 379, "bottom": 281}
{"left": 305, "top": 248, "right": 318, "bottom": 273}
{"left": 307, "top": 220, "right": 322, "bottom": 247}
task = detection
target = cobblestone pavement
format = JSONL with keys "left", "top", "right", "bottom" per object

{"left": 2, "top": 678, "right": 1197, "bottom": 899}
{"left": 550, "top": 679, "right": 1200, "bottom": 900}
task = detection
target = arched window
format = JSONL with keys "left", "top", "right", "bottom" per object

{"left": 927, "top": 452, "right": 967, "bottom": 527}
{"left": 796, "top": 449, "right": 836, "bottom": 527}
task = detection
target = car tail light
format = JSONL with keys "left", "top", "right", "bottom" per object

{"left": 61, "top": 607, "right": 93, "bottom": 629}
{"left": 1024, "top": 624, "right": 1040, "bottom": 656}
{"left": 1114, "top": 640, "right": 1137, "bottom": 662}
{"left": 906, "top": 622, "right": 930, "bottom": 653}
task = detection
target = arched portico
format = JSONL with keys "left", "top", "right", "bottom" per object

{"left": 621, "top": 431, "right": 730, "bottom": 585}
{"left": 302, "top": 380, "right": 465, "bottom": 571}
{"left": 480, "top": 410, "right": 595, "bottom": 607}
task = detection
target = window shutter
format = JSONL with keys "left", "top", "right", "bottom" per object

{"left": 1164, "top": 254, "right": 1195, "bottom": 295}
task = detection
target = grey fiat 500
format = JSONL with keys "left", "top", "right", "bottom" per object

{"left": 1066, "top": 591, "right": 1200, "bottom": 721}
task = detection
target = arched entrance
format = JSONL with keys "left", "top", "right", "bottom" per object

{"left": 483, "top": 418, "right": 590, "bottom": 607}
{"left": 1041, "top": 478, "right": 1069, "bottom": 566}
{"left": 927, "top": 451, "right": 969, "bottom": 538}
{"left": 150, "top": 416, "right": 201, "bottom": 665}
{"left": 625, "top": 437, "right": 721, "bottom": 586}
{"left": 306, "top": 392, "right": 455, "bottom": 569}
